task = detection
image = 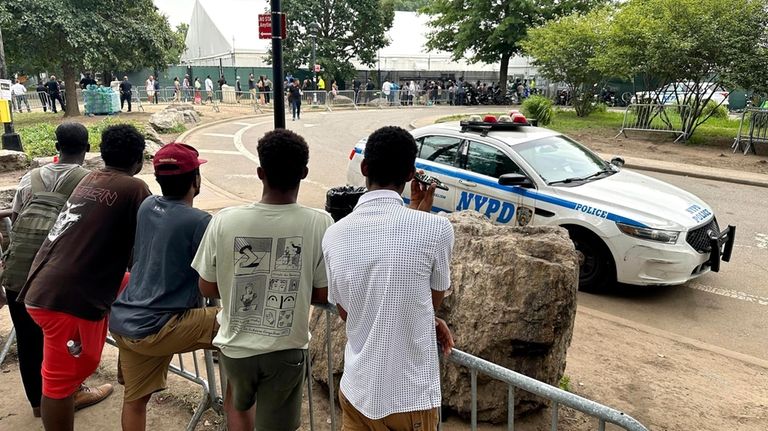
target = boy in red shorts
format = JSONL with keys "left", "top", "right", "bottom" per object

{"left": 18, "top": 124, "right": 150, "bottom": 431}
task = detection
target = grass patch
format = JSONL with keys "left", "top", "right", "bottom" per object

{"left": 163, "top": 123, "right": 187, "bottom": 134}
{"left": 559, "top": 375, "right": 572, "bottom": 392}
{"left": 18, "top": 117, "right": 146, "bottom": 159}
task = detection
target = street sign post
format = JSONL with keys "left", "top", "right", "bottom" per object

{"left": 258, "top": 14, "right": 287, "bottom": 40}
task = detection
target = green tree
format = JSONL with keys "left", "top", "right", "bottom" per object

{"left": 422, "top": 0, "right": 606, "bottom": 92}
{"left": 280, "top": 0, "right": 395, "bottom": 85}
{"left": 597, "top": 0, "right": 768, "bottom": 139}
{"left": 521, "top": 8, "right": 610, "bottom": 117}
{"left": 391, "top": 0, "right": 428, "bottom": 11}
{"left": 2, "top": 0, "right": 178, "bottom": 117}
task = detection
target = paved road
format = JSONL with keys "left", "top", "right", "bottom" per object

{"left": 185, "top": 107, "right": 768, "bottom": 359}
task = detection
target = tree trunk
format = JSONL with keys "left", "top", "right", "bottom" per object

{"left": 499, "top": 53, "right": 510, "bottom": 94}
{"left": 62, "top": 64, "right": 80, "bottom": 117}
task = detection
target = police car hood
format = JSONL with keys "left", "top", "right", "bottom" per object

{"left": 552, "top": 169, "right": 712, "bottom": 230}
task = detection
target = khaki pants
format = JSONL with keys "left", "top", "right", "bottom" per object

{"left": 339, "top": 390, "right": 439, "bottom": 431}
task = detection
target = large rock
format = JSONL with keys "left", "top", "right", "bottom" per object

{"left": 439, "top": 211, "right": 578, "bottom": 422}
{"left": 0, "top": 150, "right": 29, "bottom": 172}
{"left": 309, "top": 211, "right": 579, "bottom": 423}
{"left": 330, "top": 95, "right": 354, "bottom": 106}
{"left": 366, "top": 97, "right": 389, "bottom": 107}
{"left": 149, "top": 109, "right": 185, "bottom": 132}
{"left": 0, "top": 186, "right": 16, "bottom": 209}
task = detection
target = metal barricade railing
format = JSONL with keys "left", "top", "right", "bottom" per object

{"left": 732, "top": 107, "right": 768, "bottom": 155}
{"left": 310, "top": 304, "right": 649, "bottom": 431}
{"left": 301, "top": 91, "right": 331, "bottom": 111}
{"left": 104, "top": 335, "right": 223, "bottom": 431}
{"left": 212, "top": 90, "right": 264, "bottom": 114}
{"left": 615, "top": 103, "right": 689, "bottom": 142}
{"left": 355, "top": 90, "right": 388, "bottom": 108}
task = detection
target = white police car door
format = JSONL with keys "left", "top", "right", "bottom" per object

{"left": 454, "top": 139, "right": 530, "bottom": 226}
{"left": 403, "top": 135, "right": 462, "bottom": 213}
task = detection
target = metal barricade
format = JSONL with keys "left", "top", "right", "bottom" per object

{"left": 615, "top": 103, "right": 689, "bottom": 142}
{"left": 0, "top": 327, "right": 15, "bottom": 366}
{"left": 311, "top": 304, "right": 649, "bottom": 431}
{"left": 212, "top": 90, "right": 264, "bottom": 114}
{"left": 732, "top": 107, "right": 768, "bottom": 155}
{"left": 329, "top": 90, "right": 358, "bottom": 110}
{"left": 355, "top": 90, "right": 389, "bottom": 108}
{"left": 300, "top": 91, "right": 331, "bottom": 111}
{"left": 105, "top": 335, "right": 224, "bottom": 431}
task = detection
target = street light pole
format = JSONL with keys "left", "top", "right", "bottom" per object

{"left": 309, "top": 22, "right": 319, "bottom": 84}
{"left": 271, "top": 0, "right": 285, "bottom": 128}
{"left": 0, "top": 27, "right": 23, "bottom": 152}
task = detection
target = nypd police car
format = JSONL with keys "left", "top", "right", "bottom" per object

{"left": 346, "top": 114, "right": 735, "bottom": 291}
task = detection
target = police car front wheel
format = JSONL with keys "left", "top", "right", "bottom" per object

{"left": 567, "top": 227, "right": 616, "bottom": 292}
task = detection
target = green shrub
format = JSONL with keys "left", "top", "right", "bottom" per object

{"left": 521, "top": 95, "right": 554, "bottom": 126}
{"left": 17, "top": 118, "right": 145, "bottom": 159}
{"left": 702, "top": 101, "right": 728, "bottom": 120}
{"left": 593, "top": 102, "right": 608, "bottom": 114}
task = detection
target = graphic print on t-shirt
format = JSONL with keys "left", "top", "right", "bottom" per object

{"left": 47, "top": 202, "right": 85, "bottom": 241}
{"left": 231, "top": 237, "right": 301, "bottom": 337}
{"left": 234, "top": 237, "right": 272, "bottom": 275}
{"left": 275, "top": 236, "right": 302, "bottom": 271}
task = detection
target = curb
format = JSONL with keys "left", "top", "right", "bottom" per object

{"left": 578, "top": 306, "right": 768, "bottom": 370}
{"left": 175, "top": 113, "right": 272, "bottom": 143}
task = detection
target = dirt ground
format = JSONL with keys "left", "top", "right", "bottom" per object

{"left": 2, "top": 307, "right": 767, "bottom": 431}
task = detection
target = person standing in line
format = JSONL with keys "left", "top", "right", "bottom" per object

{"left": 79, "top": 73, "right": 96, "bottom": 89}
{"left": 192, "top": 129, "right": 333, "bottom": 431}
{"left": 257, "top": 76, "right": 266, "bottom": 105}
{"left": 153, "top": 78, "right": 160, "bottom": 104}
{"left": 182, "top": 75, "right": 191, "bottom": 102}
{"left": 235, "top": 76, "right": 242, "bottom": 103}
{"left": 288, "top": 79, "right": 302, "bottom": 121}
{"left": 173, "top": 77, "right": 181, "bottom": 102}
{"left": 194, "top": 77, "right": 202, "bottom": 104}
{"left": 2, "top": 123, "right": 112, "bottom": 420}
{"left": 11, "top": 79, "right": 31, "bottom": 113}
{"left": 365, "top": 78, "right": 374, "bottom": 103}
{"left": 248, "top": 73, "right": 256, "bottom": 102}
{"left": 46, "top": 76, "right": 65, "bottom": 114}
{"left": 145, "top": 76, "right": 155, "bottom": 104}
{"left": 205, "top": 76, "right": 214, "bottom": 104}
{"left": 109, "top": 143, "right": 239, "bottom": 431}
{"left": 322, "top": 126, "right": 455, "bottom": 431}
{"left": 382, "top": 79, "right": 392, "bottom": 105}
{"left": 119, "top": 76, "right": 133, "bottom": 112}
{"left": 18, "top": 124, "right": 151, "bottom": 431}
{"left": 36, "top": 81, "right": 50, "bottom": 112}
{"left": 264, "top": 76, "right": 272, "bottom": 104}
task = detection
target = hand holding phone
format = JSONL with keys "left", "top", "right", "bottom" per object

{"left": 414, "top": 171, "right": 449, "bottom": 191}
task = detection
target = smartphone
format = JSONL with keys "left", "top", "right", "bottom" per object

{"left": 415, "top": 171, "right": 449, "bottom": 191}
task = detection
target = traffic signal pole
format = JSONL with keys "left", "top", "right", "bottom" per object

{"left": 271, "top": 0, "right": 285, "bottom": 129}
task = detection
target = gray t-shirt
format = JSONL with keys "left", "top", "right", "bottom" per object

{"left": 109, "top": 196, "right": 211, "bottom": 338}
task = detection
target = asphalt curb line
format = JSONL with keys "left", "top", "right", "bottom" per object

{"left": 578, "top": 305, "right": 768, "bottom": 370}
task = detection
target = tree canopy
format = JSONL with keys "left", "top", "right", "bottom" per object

{"left": 280, "top": 0, "right": 395, "bottom": 85}
{"left": 1, "top": 0, "right": 179, "bottom": 116}
{"left": 421, "top": 0, "right": 606, "bottom": 91}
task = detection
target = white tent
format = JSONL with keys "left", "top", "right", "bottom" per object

{"left": 180, "top": 0, "right": 537, "bottom": 76}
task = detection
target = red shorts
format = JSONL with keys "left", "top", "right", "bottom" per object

{"left": 28, "top": 307, "right": 108, "bottom": 399}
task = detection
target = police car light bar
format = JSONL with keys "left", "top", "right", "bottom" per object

{"left": 460, "top": 114, "right": 536, "bottom": 135}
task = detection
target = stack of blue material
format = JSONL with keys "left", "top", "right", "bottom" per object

{"left": 84, "top": 85, "right": 120, "bottom": 115}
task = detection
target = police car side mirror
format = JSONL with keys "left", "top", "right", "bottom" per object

{"left": 610, "top": 156, "right": 625, "bottom": 168}
{"left": 498, "top": 174, "right": 534, "bottom": 188}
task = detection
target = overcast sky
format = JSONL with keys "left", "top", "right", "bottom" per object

{"left": 154, "top": 0, "right": 195, "bottom": 27}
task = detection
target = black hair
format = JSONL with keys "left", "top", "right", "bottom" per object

{"left": 364, "top": 126, "right": 417, "bottom": 187}
{"left": 257, "top": 129, "right": 309, "bottom": 191}
{"left": 55, "top": 122, "right": 89, "bottom": 156}
{"left": 100, "top": 124, "right": 146, "bottom": 169}
{"left": 155, "top": 168, "right": 199, "bottom": 198}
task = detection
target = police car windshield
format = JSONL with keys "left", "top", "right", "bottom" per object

{"left": 513, "top": 136, "right": 613, "bottom": 186}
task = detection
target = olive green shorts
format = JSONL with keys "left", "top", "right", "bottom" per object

{"left": 220, "top": 348, "right": 307, "bottom": 431}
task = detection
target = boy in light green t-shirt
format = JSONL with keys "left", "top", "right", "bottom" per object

{"left": 192, "top": 129, "right": 333, "bottom": 431}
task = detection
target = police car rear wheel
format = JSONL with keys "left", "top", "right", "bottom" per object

{"left": 567, "top": 228, "right": 616, "bottom": 292}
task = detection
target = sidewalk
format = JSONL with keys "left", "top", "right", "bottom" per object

{"left": 409, "top": 115, "right": 768, "bottom": 189}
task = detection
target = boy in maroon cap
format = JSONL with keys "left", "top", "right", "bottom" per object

{"left": 109, "top": 143, "right": 235, "bottom": 430}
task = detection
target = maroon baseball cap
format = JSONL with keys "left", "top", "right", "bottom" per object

{"left": 153, "top": 143, "right": 207, "bottom": 175}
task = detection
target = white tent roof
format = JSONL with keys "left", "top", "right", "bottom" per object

{"left": 181, "top": 0, "right": 270, "bottom": 63}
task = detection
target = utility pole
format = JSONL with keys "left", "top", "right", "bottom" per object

{"left": 0, "top": 26, "right": 23, "bottom": 152}
{"left": 271, "top": 0, "right": 285, "bottom": 128}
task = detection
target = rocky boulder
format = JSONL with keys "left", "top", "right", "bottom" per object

{"left": 330, "top": 95, "right": 355, "bottom": 106}
{"left": 149, "top": 105, "right": 201, "bottom": 132}
{"left": 439, "top": 211, "right": 578, "bottom": 422}
{"left": 0, "top": 186, "right": 16, "bottom": 209}
{"left": 366, "top": 97, "right": 389, "bottom": 107}
{"left": 309, "top": 211, "right": 579, "bottom": 423}
{"left": 0, "top": 150, "right": 29, "bottom": 172}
